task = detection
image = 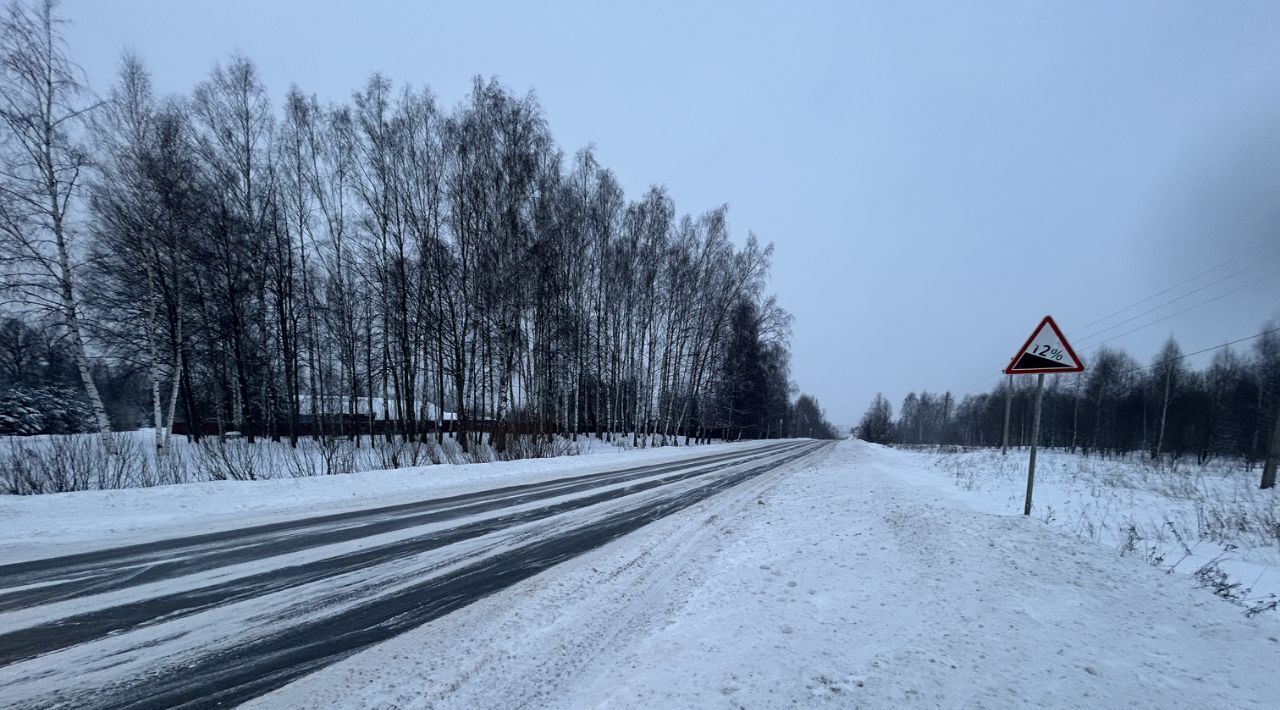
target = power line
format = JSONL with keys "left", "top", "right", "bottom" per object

{"left": 957, "top": 371, "right": 1003, "bottom": 398}
{"left": 1071, "top": 240, "right": 1278, "bottom": 338}
{"left": 1081, "top": 272, "right": 1274, "bottom": 352}
{"left": 958, "top": 270, "right": 1274, "bottom": 397}
{"left": 961, "top": 321, "right": 1280, "bottom": 398}
{"left": 1074, "top": 257, "right": 1272, "bottom": 346}
{"left": 1116, "top": 326, "right": 1280, "bottom": 377}
{"left": 948, "top": 239, "right": 1276, "bottom": 400}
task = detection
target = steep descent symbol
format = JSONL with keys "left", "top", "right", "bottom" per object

{"left": 1004, "top": 315, "right": 1085, "bottom": 374}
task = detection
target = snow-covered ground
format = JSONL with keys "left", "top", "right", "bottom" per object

{"left": 0, "top": 438, "right": 770, "bottom": 564}
{"left": 905, "top": 446, "right": 1280, "bottom": 605}
{"left": 249, "top": 440, "right": 1279, "bottom": 709}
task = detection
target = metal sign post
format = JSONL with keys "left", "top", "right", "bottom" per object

{"left": 1023, "top": 373, "right": 1045, "bottom": 515}
{"left": 1004, "top": 316, "right": 1085, "bottom": 517}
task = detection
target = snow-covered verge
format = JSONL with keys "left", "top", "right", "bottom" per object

{"left": 901, "top": 446, "right": 1280, "bottom": 606}
{"left": 0, "top": 438, "right": 775, "bottom": 565}
{"left": 251, "top": 440, "right": 1280, "bottom": 710}
{"left": 0, "top": 428, "right": 702, "bottom": 495}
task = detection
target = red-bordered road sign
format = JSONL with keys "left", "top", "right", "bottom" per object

{"left": 1004, "top": 315, "right": 1085, "bottom": 374}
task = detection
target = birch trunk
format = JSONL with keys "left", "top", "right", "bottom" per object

{"left": 148, "top": 280, "right": 163, "bottom": 451}
{"left": 164, "top": 353, "right": 182, "bottom": 449}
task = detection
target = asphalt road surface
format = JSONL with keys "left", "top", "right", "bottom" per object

{"left": 0, "top": 439, "right": 829, "bottom": 709}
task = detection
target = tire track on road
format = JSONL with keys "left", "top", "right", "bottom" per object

{"left": 0, "top": 443, "right": 808, "bottom": 668}
{"left": 41, "top": 441, "right": 830, "bottom": 710}
{"left": 0, "top": 442, "right": 798, "bottom": 611}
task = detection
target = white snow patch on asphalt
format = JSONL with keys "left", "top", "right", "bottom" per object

{"left": 252, "top": 440, "right": 1280, "bottom": 710}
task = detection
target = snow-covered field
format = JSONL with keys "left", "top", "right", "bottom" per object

{"left": 247, "top": 440, "right": 1278, "bottom": 709}
{"left": 906, "top": 446, "right": 1280, "bottom": 606}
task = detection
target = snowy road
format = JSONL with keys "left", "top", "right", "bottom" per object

{"left": 241, "top": 440, "right": 1278, "bottom": 710}
{"left": 0, "top": 440, "right": 829, "bottom": 709}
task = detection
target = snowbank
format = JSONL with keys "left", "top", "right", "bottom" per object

{"left": 901, "top": 446, "right": 1280, "bottom": 604}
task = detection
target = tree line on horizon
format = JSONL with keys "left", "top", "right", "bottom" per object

{"left": 0, "top": 0, "right": 839, "bottom": 453}
{"left": 855, "top": 324, "right": 1280, "bottom": 470}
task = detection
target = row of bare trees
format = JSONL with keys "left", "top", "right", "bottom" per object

{"left": 0, "top": 0, "right": 807, "bottom": 455}
{"left": 858, "top": 325, "right": 1280, "bottom": 482}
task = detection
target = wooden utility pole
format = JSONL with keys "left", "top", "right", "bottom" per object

{"left": 1023, "top": 373, "right": 1045, "bottom": 516}
{"left": 1262, "top": 395, "right": 1280, "bottom": 490}
{"left": 1154, "top": 364, "right": 1173, "bottom": 459}
{"left": 1001, "top": 374, "right": 1012, "bottom": 455}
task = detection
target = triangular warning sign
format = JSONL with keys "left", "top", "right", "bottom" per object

{"left": 1004, "top": 316, "right": 1085, "bottom": 374}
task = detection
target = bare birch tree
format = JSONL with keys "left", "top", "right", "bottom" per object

{"left": 0, "top": 0, "right": 110, "bottom": 437}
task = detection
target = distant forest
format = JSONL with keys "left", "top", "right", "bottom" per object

{"left": 856, "top": 325, "right": 1280, "bottom": 466}
{"left": 0, "top": 0, "right": 841, "bottom": 450}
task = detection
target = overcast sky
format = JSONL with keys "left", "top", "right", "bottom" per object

{"left": 64, "top": 0, "right": 1280, "bottom": 424}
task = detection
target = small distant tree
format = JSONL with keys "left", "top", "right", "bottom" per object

{"left": 856, "top": 393, "right": 894, "bottom": 444}
{"left": 897, "top": 392, "right": 918, "bottom": 444}
{"left": 1150, "top": 337, "right": 1186, "bottom": 459}
{"left": 793, "top": 392, "right": 838, "bottom": 439}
